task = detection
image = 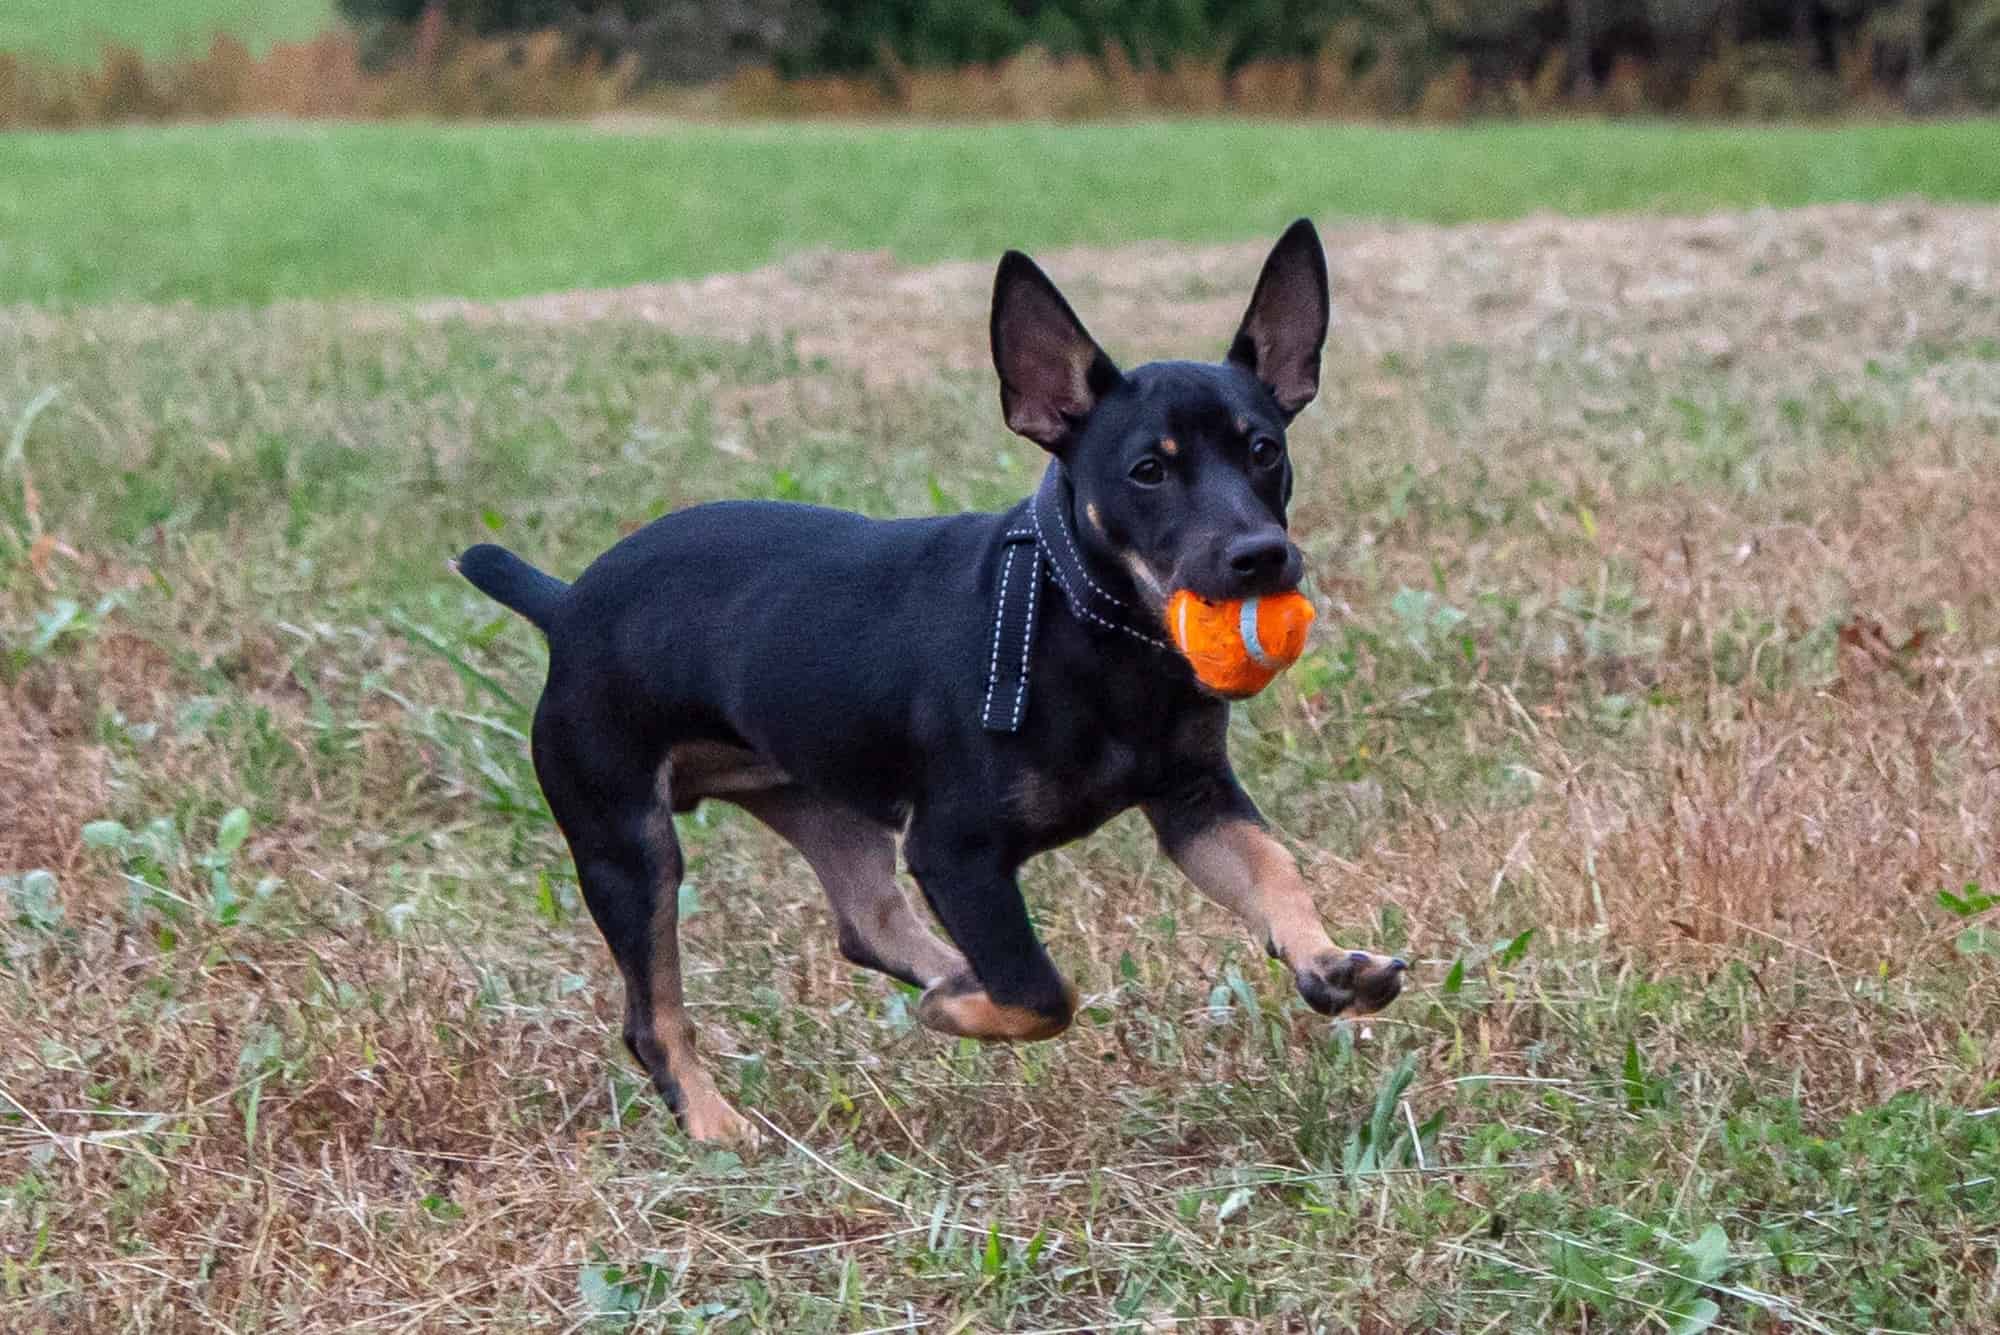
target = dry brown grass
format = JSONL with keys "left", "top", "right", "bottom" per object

{"left": 0, "top": 26, "right": 1936, "bottom": 130}
{"left": 0, "top": 28, "right": 635, "bottom": 128}
{"left": 4, "top": 203, "right": 1999, "bottom": 1329}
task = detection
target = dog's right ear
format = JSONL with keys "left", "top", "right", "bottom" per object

{"left": 990, "top": 251, "right": 1122, "bottom": 452}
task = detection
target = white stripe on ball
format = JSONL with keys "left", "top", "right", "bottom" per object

{"left": 1239, "top": 597, "right": 1275, "bottom": 669}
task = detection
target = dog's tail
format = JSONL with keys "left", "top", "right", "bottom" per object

{"left": 453, "top": 543, "right": 568, "bottom": 633}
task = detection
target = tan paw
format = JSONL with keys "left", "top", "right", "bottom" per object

{"left": 682, "top": 1092, "right": 761, "bottom": 1148}
{"left": 916, "top": 973, "right": 1074, "bottom": 1041}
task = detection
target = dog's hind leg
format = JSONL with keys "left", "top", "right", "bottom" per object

{"left": 730, "top": 787, "right": 968, "bottom": 990}
{"left": 536, "top": 732, "right": 755, "bottom": 1146}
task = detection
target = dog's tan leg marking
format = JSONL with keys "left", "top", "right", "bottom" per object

{"left": 1168, "top": 820, "right": 1335, "bottom": 963}
{"left": 1164, "top": 820, "right": 1404, "bottom": 1016}
{"left": 666, "top": 741, "right": 792, "bottom": 808}
{"left": 734, "top": 789, "right": 1075, "bottom": 1040}
{"left": 643, "top": 894, "right": 756, "bottom": 1146}
{"left": 731, "top": 787, "right": 968, "bottom": 989}
{"left": 642, "top": 766, "right": 758, "bottom": 1147}
{"left": 916, "top": 975, "right": 1077, "bottom": 1041}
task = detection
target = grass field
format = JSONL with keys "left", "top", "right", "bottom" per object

{"left": 3, "top": 118, "right": 2000, "bottom": 304}
{"left": 0, "top": 0, "right": 332, "bottom": 64}
{"left": 4, "top": 123, "right": 2000, "bottom": 1328}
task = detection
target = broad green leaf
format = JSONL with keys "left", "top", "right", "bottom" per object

{"left": 210, "top": 869, "right": 240, "bottom": 926}
{"left": 579, "top": 1263, "right": 640, "bottom": 1315}
{"left": 29, "top": 599, "right": 80, "bottom": 655}
{"left": 215, "top": 807, "right": 251, "bottom": 857}
{"left": 8, "top": 869, "right": 65, "bottom": 931}
{"left": 1685, "top": 1223, "right": 1730, "bottom": 1281}
{"left": 1668, "top": 1297, "right": 1721, "bottom": 1335}
{"left": 81, "top": 820, "right": 130, "bottom": 850}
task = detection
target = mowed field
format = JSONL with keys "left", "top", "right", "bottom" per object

{"left": 4, "top": 122, "right": 2000, "bottom": 1331}
{"left": 4, "top": 119, "right": 2000, "bottom": 304}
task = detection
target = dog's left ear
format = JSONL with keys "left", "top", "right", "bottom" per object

{"left": 1227, "top": 219, "right": 1330, "bottom": 419}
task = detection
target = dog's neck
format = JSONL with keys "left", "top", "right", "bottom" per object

{"left": 1028, "top": 463, "right": 1172, "bottom": 653}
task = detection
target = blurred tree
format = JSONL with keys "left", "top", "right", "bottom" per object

{"left": 1926, "top": 0, "right": 2000, "bottom": 105}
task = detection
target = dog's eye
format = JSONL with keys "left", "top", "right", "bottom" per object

{"left": 1128, "top": 457, "right": 1166, "bottom": 487}
{"left": 1250, "top": 437, "right": 1284, "bottom": 469}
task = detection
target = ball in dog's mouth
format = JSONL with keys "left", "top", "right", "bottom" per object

{"left": 1164, "top": 589, "right": 1316, "bottom": 697}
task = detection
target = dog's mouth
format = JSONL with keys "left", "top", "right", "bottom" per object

{"left": 1119, "top": 551, "right": 1173, "bottom": 611}
{"left": 1157, "top": 566, "right": 1305, "bottom": 608}
{"left": 1163, "top": 541, "right": 1306, "bottom": 606}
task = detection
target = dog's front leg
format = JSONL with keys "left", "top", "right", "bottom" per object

{"left": 903, "top": 821, "right": 1078, "bottom": 1042}
{"left": 1146, "top": 773, "right": 1406, "bottom": 1017}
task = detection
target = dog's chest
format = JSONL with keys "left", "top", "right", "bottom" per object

{"left": 1005, "top": 699, "right": 1218, "bottom": 852}
{"left": 1005, "top": 739, "right": 1144, "bottom": 850}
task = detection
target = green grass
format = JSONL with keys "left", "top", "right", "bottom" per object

{"left": 4, "top": 202, "right": 1998, "bottom": 1328}
{"left": 2, "top": 117, "right": 1999, "bottom": 303}
{"left": 0, "top": 0, "right": 333, "bottom": 64}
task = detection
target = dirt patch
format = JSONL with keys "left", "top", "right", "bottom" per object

{"left": 0, "top": 676, "right": 109, "bottom": 879}
{"left": 396, "top": 203, "right": 2000, "bottom": 388}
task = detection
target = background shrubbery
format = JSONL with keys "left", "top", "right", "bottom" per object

{"left": 336, "top": 0, "right": 2000, "bottom": 110}
{"left": 4, "top": 0, "right": 2000, "bottom": 125}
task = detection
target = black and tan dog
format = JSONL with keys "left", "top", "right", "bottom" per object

{"left": 457, "top": 220, "right": 1406, "bottom": 1144}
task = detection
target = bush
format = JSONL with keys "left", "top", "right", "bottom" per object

{"left": 1928, "top": 0, "right": 2000, "bottom": 108}
{"left": 4, "top": 0, "right": 1999, "bottom": 124}
{"left": 342, "top": 0, "right": 815, "bottom": 84}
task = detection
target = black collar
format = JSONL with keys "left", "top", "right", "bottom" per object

{"left": 1029, "top": 463, "right": 1174, "bottom": 655}
{"left": 982, "top": 463, "right": 1172, "bottom": 733}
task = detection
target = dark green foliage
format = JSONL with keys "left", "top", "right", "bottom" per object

{"left": 330, "top": 0, "right": 2000, "bottom": 108}
{"left": 337, "top": 0, "right": 820, "bottom": 81}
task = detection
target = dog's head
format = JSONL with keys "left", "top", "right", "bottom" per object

{"left": 990, "top": 220, "right": 1329, "bottom": 609}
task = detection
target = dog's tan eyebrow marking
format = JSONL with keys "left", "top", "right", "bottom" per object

{"left": 1234, "top": 416, "right": 1250, "bottom": 436}
{"left": 1158, "top": 436, "right": 1179, "bottom": 456}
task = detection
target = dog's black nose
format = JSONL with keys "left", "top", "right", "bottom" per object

{"left": 1226, "top": 531, "right": 1292, "bottom": 582}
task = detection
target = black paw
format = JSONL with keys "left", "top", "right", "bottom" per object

{"left": 1295, "top": 950, "right": 1408, "bottom": 1017}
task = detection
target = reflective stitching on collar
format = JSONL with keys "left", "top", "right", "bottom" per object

{"left": 1009, "top": 545, "right": 1036, "bottom": 729}
{"left": 1030, "top": 467, "right": 1171, "bottom": 652}
{"left": 984, "top": 468, "right": 1183, "bottom": 732}
{"left": 980, "top": 540, "right": 1018, "bottom": 726}
{"left": 1043, "top": 473, "right": 1136, "bottom": 612}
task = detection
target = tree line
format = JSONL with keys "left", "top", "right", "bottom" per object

{"left": 336, "top": 1, "right": 2000, "bottom": 110}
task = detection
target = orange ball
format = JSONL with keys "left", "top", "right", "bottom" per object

{"left": 1163, "top": 590, "right": 1317, "bottom": 698}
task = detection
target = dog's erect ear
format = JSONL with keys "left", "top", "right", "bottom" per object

{"left": 991, "top": 251, "right": 1122, "bottom": 452}
{"left": 1227, "top": 219, "right": 1330, "bottom": 419}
